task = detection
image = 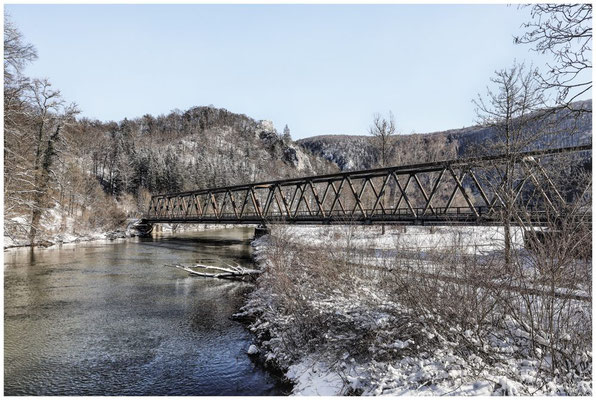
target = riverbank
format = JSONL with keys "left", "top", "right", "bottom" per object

{"left": 3, "top": 221, "right": 249, "bottom": 250}
{"left": 4, "top": 209, "right": 136, "bottom": 250}
{"left": 3, "top": 230, "right": 132, "bottom": 250}
{"left": 237, "top": 225, "right": 592, "bottom": 395}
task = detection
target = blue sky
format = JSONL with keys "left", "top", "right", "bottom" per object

{"left": 5, "top": 4, "right": 591, "bottom": 139}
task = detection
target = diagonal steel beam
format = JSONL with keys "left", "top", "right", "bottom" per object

{"left": 413, "top": 174, "right": 437, "bottom": 215}
{"left": 392, "top": 173, "right": 417, "bottom": 217}
{"left": 467, "top": 168, "right": 492, "bottom": 209}
{"left": 238, "top": 188, "right": 251, "bottom": 218}
{"left": 328, "top": 179, "right": 347, "bottom": 217}
{"left": 369, "top": 173, "right": 391, "bottom": 216}
{"left": 520, "top": 160, "right": 559, "bottom": 216}
{"left": 448, "top": 167, "right": 478, "bottom": 217}
{"left": 421, "top": 169, "right": 445, "bottom": 216}
{"left": 249, "top": 187, "right": 263, "bottom": 219}
{"left": 347, "top": 176, "right": 368, "bottom": 217}
{"left": 227, "top": 190, "right": 239, "bottom": 219}
{"left": 307, "top": 180, "right": 326, "bottom": 217}
{"left": 262, "top": 186, "right": 276, "bottom": 218}
{"left": 276, "top": 185, "right": 292, "bottom": 218}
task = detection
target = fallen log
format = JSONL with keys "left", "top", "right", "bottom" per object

{"left": 169, "top": 263, "right": 261, "bottom": 280}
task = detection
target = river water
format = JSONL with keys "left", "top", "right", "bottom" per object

{"left": 4, "top": 228, "right": 286, "bottom": 396}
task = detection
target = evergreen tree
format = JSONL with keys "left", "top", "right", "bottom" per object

{"left": 282, "top": 124, "right": 292, "bottom": 143}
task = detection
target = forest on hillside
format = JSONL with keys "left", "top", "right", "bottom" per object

{"left": 3, "top": 18, "right": 336, "bottom": 246}
{"left": 298, "top": 101, "right": 592, "bottom": 172}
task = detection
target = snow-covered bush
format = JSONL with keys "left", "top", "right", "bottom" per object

{"left": 243, "top": 222, "right": 591, "bottom": 395}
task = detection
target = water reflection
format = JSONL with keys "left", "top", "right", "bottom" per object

{"left": 4, "top": 228, "right": 285, "bottom": 396}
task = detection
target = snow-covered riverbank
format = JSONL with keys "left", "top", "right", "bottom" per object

{"left": 3, "top": 230, "right": 131, "bottom": 250}
{"left": 3, "top": 221, "right": 257, "bottom": 250}
{"left": 238, "top": 226, "right": 592, "bottom": 396}
{"left": 4, "top": 209, "right": 134, "bottom": 250}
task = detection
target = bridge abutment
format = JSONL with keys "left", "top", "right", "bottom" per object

{"left": 129, "top": 220, "right": 154, "bottom": 236}
{"left": 254, "top": 225, "right": 270, "bottom": 238}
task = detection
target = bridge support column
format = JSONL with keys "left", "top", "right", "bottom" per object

{"left": 129, "top": 220, "right": 153, "bottom": 237}
{"left": 254, "top": 224, "right": 270, "bottom": 238}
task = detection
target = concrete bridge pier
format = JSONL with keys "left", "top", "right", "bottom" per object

{"left": 254, "top": 224, "right": 270, "bottom": 238}
{"left": 130, "top": 220, "right": 154, "bottom": 236}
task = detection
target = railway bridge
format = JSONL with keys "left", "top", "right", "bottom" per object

{"left": 138, "top": 145, "right": 591, "bottom": 234}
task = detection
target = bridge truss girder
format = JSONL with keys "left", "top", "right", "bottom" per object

{"left": 144, "top": 145, "right": 591, "bottom": 226}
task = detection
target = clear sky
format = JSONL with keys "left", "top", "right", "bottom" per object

{"left": 5, "top": 4, "right": 592, "bottom": 139}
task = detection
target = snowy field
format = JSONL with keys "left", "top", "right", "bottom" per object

{"left": 238, "top": 225, "right": 592, "bottom": 396}
{"left": 270, "top": 224, "right": 526, "bottom": 253}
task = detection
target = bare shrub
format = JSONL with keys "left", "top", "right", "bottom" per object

{"left": 254, "top": 206, "right": 590, "bottom": 393}
{"left": 79, "top": 191, "right": 127, "bottom": 231}
{"left": 385, "top": 226, "right": 506, "bottom": 359}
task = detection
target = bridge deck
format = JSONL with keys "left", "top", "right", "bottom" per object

{"left": 143, "top": 208, "right": 574, "bottom": 226}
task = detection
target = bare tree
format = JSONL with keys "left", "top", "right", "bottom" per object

{"left": 4, "top": 16, "right": 38, "bottom": 241}
{"left": 3, "top": 16, "right": 36, "bottom": 87}
{"left": 26, "top": 79, "right": 79, "bottom": 244}
{"left": 473, "top": 63, "right": 592, "bottom": 378}
{"left": 369, "top": 112, "right": 397, "bottom": 234}
{"left": 515, "top": 4, "right": 592, "bottom": 110}
{"left": 473, "top": 62, "right": 546, "bottom": 268}
{"left": 369, "top": 111, "right": 397, "bottom": 168}
{"left": 510, "top": 159, "right": 591, "bottom": 376}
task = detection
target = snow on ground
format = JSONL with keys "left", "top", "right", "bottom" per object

{"left": 3, "top": 235, "right": 27, "bottom": 249}
{"left": 274, "top": 225, "right": 526, "bottom": 254}
{"left": 4, "top": 230, "right": 128, "bottom": 250}
{"left": 4, "top": 208, "right": 131, "bottom": 250}
{"left": 240, "top": 228, "right": 592, "bottom": 396}
{"left": 157, "top": 223, "right": 248, "bottom": 233}
{"left": 286, "top": 359, "right": 345, "bottom": 395}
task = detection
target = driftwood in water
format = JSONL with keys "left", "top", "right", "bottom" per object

{"left": 170, "top": 263, "right": 261, "bottom": 280}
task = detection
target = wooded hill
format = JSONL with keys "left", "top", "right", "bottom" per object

{"left": 76, "top": 108, "right": 338, "bottom": 201}
{"left": 298, "top": 100, "right": 592, "bottom": 171}
{"left": 5, "top": 101, "right": 338, "bottom": 244}
{"left": 4, "top": 18, "right": 343, "bottom": 245}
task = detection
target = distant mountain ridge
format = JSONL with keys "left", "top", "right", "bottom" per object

{"left": 298, "top": 100, "right": 592, "bottom": 171}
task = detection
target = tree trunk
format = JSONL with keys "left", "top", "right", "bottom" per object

{"left": 504, "top": 217, "right": 512, "bottom": 271}
{"left": 28, "top": 126, "right": 60, "bottom": 245}
{"left": 504, "top": 159, "right": 513, "bottom": 272}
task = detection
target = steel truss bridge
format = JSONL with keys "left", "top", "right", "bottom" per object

{"left": 143, "top": 145, "right": 591, "bottom": 227}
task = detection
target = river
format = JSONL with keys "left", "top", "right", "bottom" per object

{"left": 4, "top": 228, "right": 287, "bottom": 395}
